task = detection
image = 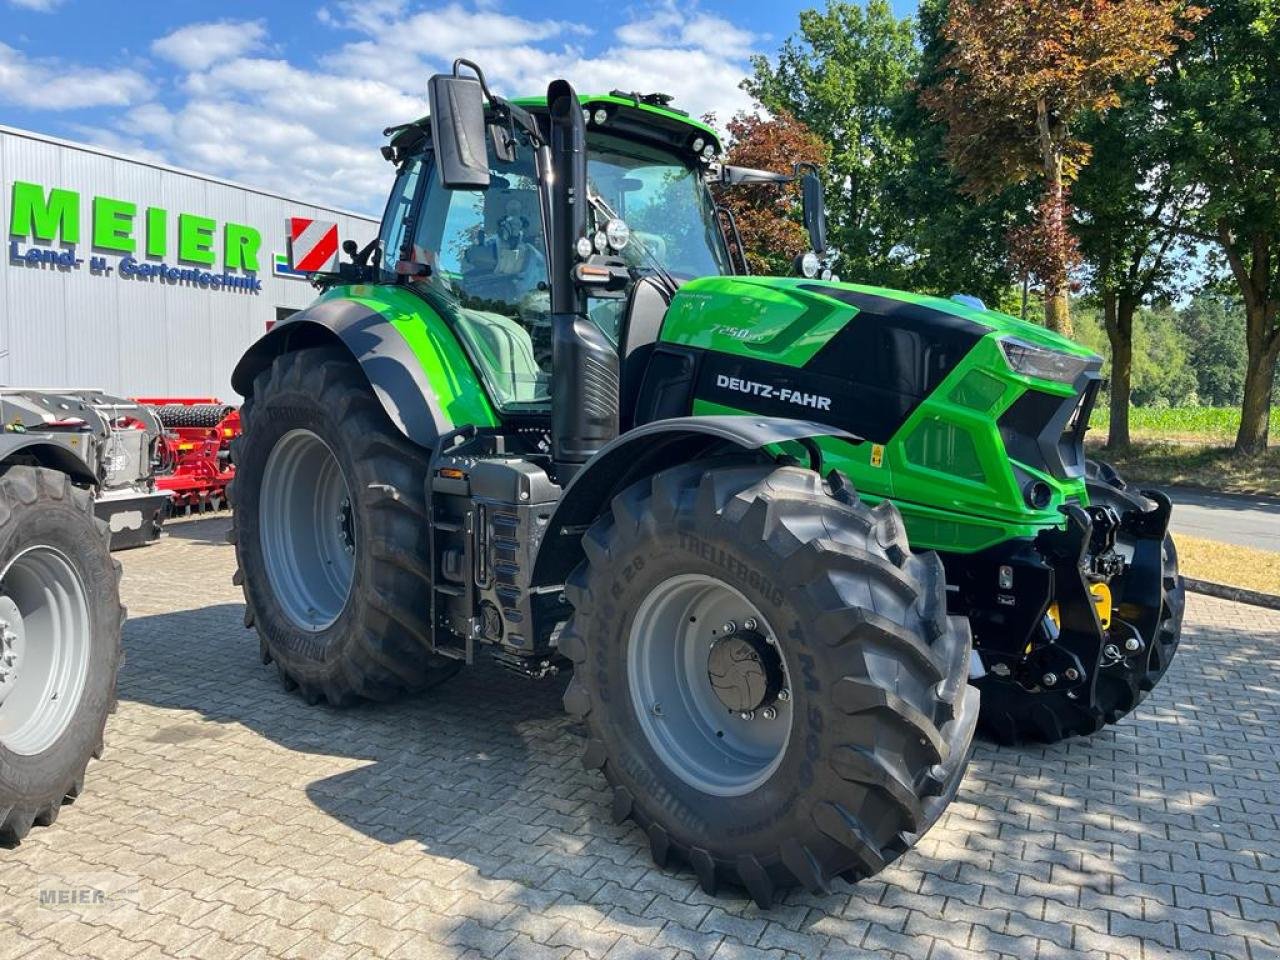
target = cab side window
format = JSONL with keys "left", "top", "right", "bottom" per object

{"left": 377, "top": 156, "right": 424, "bottom": 278}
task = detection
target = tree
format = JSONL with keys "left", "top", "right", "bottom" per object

{"left": 1165, "top": 1, "right": 1280, "bottom": 454}
{"left": 921, "top": 0, "right": 1199, "bottom": 336}
{"left": 716, "top": 111, "right": 830, "bottom": 276}
{"left": 882, "top": 0, "right": 1034, "bottom": 306}
{"left": 1073, "top": 81, "right": 1195, "bottom": 446}
{"left": 745, "top": 0, "right": 920, "bottom": 286}
{"left": 1178, "top": 292, "right": 1247, "bottom": 407}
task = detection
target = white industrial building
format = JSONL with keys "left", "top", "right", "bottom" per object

{"left": 1, "top": 125, "right": 380, "bottom": 400}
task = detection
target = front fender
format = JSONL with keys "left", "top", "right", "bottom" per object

{"left": 530, "top": 416, "right": 861, "bottom": 587}
{"left": 232, "top": 294, "right": 471, "bottom": 448}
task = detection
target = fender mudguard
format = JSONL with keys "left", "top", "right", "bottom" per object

{"left": 231, "top": 297, "right": 456, "bottom": 448}
{"left": 0, "top": 437, "right": 97, "bottom": 486}
{"left": 530, "top": 415, "right": 861, "bottom": 587}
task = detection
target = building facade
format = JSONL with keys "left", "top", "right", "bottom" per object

{"left": 1, "top": 125, "right": 380, "bottom": 400}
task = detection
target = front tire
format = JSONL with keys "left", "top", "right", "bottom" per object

{"left": 0, "top": 467, "right": 123, "bottom": 843}
{"left": 230, "top": 347, "right": 460, "bottom": 705}
{"left": 559, "top": 463, "right": 978, "bottom": 906}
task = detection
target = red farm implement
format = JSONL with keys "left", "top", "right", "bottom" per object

{"left": 135, "top": 397, "right": 240, "bottom": 514}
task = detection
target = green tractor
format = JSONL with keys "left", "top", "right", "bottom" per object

{"left": 229, "top": 63, "right": 1181, "bottom": 903}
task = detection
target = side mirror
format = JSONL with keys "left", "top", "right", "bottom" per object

{"left": 801, "top": 172, "right": 827, "bottom": 255}
{"left": 720, "top": 165, "right": 791, "bottom": 186}
{"left": 428, "top": 72, "right": 490, "bottom": 190}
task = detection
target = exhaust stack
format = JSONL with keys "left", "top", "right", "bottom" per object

{"left": 545, "top": 79, "right": 619, "bottom": 482}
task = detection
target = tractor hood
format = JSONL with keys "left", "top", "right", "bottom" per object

{"left": 660, "top": 276, "right": 1096, "bottom": 364}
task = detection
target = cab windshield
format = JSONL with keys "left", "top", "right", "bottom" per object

{"left": 586, "top": 134, "right": 731, "bottom": 280}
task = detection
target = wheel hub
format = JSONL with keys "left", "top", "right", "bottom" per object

{"left": 628, "top": 574, "right": 792, "bottom": 797}
{"left": 0, "top": 596, "right": 25, "bottom": 708}
{"left": 707, "top": 628, "right": 783, "bottom": 714}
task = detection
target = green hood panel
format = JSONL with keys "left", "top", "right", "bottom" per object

{"left": 662, "top": 276, "right": 1095, "bottom": 360}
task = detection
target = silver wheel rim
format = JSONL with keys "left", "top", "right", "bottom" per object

{"left": 628, "top": 574, "right": 791, "bottom": 797}
{"left": 0, "top": 546, "right": 92, "bottom": 756}
{"left": 260, "top": 429, "right": 357, "bottom": 632}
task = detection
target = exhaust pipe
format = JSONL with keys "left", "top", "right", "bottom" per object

{"left": 545, "top": 79, "right": 619, "bottom": 483}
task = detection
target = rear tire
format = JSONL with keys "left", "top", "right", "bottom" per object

{"left": 0, "top": 466, "right": 123, "bottom": 843}
{"left": 977, "top": 459, "right": 1183, "bottom": 744}
{"left": 559, "top": 462, "right": 978, "bottom": 905}
{"left": 229, "top": 347, "right": 460, "bottom": 705}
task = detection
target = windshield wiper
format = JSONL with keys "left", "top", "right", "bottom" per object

{"left": 585, "top": 191, "right": 679, "bottom": 296}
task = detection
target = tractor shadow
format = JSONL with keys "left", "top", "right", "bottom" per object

{"left": 114, "top": 592, "right": 1280, "bottom": 952}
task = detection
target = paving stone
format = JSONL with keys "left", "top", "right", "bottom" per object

{"left": 0, "top": 522, "right": 1275, "bottom": 960}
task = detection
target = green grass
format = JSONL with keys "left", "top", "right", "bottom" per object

{"left": 1089, "top": 406, "right": 1280, "bottom": 444}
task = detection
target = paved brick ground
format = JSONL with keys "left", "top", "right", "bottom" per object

{"left": 2, "top": 515, "right": 1278, "bottom": 959}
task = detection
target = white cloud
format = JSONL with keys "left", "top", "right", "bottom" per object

{"left": 151, "top": 20, "right": 268, "bottom": 71}
{"left": 7, "top": 0, "right": 66, "bottom": 11}
{"left": 0, "top": 42, "right": 150, "bottom": 110}
{"left": 59, "top": 1, "right": 757, "bottom": 213}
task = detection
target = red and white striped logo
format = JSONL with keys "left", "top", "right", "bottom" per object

{"left": 287, "top": 218, "right": 339, "bottom": 273}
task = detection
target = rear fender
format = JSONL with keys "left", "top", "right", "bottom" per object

{"left": 231, "top": 298, "right": 454, "bottom": 448}
{"left": 530, "top": 415, "right": 861, "bottom": 587}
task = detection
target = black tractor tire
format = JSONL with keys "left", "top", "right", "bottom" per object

{"left": 229, "top": 347, "right": 460, "bottom": 706}
{"left": 0, "top": 466, "right": 123, "bottom": 843}
{"left": 977, "top": 459, "right": 1184, "bottom": 745}
{"left": 559, "top": 462, "right": 979, "bottom": 906}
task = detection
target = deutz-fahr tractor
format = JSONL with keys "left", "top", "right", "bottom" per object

{"left": 229, "top": 63, "right": 1181, "bottom": 904}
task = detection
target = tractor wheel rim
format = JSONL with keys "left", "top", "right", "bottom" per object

{"left": 260, "top": 429, "right": 356, "bottom": 632}
{"left": 0, "top": 546, "right": 92, "bottom": 756}
{"left": 628, "top": 573, "right": 791, "bottom": 797}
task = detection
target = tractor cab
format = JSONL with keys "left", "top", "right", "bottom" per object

{"left": 373, "top": 82, "right": 736, "bottom": 418}
{"left": 369, "top": 68, "right": 826, "bottom": 437}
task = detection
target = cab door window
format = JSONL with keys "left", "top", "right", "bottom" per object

{"left": 408, "top": 142, "right": 551, "bottom": 410}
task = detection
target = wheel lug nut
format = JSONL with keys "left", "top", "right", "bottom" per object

{"left": 739, "top": 710, "right": 754, "bottom": 721}
{"left": 761, "top": 706, "right": 777, "bottom": 720}
{"left": 1042, "top": 672, "right": 1058, "bottom": 687}
{"left": 778, "top": 688, "right": 790, "bottom": 702}
{"left": 720, "top": 621, "right": 737, "bottom": 635}
{"left": 1124, "top": 636, "right": 1141, "bottom": 652}
{"left": 743, "top": 618, "right": 758, "bottom": 632}
{"left": 1064, "top": 668, "right": 1080, "bottom": 681}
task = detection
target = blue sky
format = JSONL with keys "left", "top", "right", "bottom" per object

{"left": 0, "top": 0, "right": 919, "bottom": 213}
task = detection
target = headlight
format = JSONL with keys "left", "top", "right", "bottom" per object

{"left": 576, "top": 236, "right": 593, "bottom": 259}
{"left": 999, "top": 336, "right": 1093, "bottom": 384}
{"left": 605, "top": 218, "right": 630, "bottom": 250}
{"left": 692, "top": 136, "right": 705, "bottom": 153}
{"left": 702, "top": 144, "right": 715, "bottom": 159}
{"left": 592, "top": 108, "right": 609, "bottom": 126}
{"left": 800, "top": 251, "right": 820, "bottom": 278}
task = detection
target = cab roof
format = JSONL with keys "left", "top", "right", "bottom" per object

{"left": 386, "top": 90, "right": 720, "bottom": 162}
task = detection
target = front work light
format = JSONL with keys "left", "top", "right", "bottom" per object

{"left": 800, "top": 251, "right": 820, "bottom": 278}
{"left": 998, "top": 337, "right": 1093, "bottom": 384}
{"left": 605, "top": 218, "right": 630, "bottom": 250}
{"left": 592, "top": 108, "right": 609, "bottom": 126}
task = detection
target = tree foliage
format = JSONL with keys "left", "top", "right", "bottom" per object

{"left": 921, "top": 0, "right": 1199, "bottom": 334}
{"left": 745, "top": 0, "right": 919, "bottom": 285}
{"left": 1164, "top": 0, "right": 1280, "bottom": 453}
{"left": 717, "top": 110, "right": 830, "bottom": 276}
